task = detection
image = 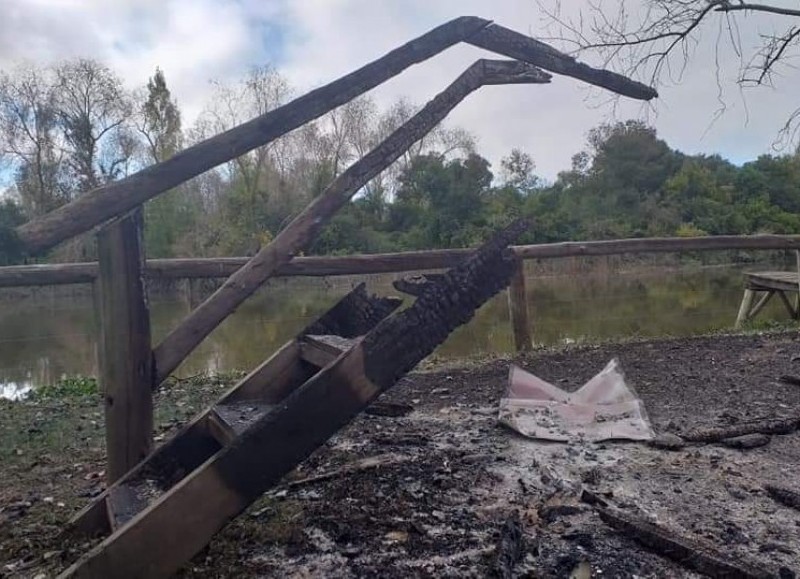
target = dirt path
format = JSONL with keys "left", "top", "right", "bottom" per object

{"left": 2, "top": 333, "right": 800, "bottom": 577}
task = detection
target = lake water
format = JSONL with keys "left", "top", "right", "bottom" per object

{"left": 0, "top": 259, "right": 794, "bottom": 399}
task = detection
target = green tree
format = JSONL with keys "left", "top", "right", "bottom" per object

{"left": 137, "top": 68, "right": 192, "bottom": 258}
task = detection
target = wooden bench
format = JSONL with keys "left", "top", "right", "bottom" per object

{"left": 735, "top": 271, "right": 800, "bottom": 327}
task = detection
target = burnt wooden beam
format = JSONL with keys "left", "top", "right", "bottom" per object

{"left": 682, "top": 416, "right": 800, "bottom": 443}
{"left": 58, "top": 221, "right": 528, "bottom": 579}
{"left": 765, "top": 484, "right": 800, "bottom": 512}
{"left": 597, "top": 507, "right": 774, "bottom": 579}
{"left": 15, "top": 17, "right": 656, "bottom": 256}
{"left": 361, "top": 219, "right": 529, "bottom": 388}
{"left": 468, "top": 24, "right": 656, "bottom": 100}
{"left": 151, "top": 61, "right": 547, "bottom": 385}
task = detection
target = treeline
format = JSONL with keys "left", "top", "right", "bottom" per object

{"left": 1, "top": 59, "right": 800, "bottom": 263}
{"left": 318, "top": 119, "right": 800, "bottom": 252}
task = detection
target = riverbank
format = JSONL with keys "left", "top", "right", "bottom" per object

{"left": 2, "top": 332, "right": 800, "bottom": 576}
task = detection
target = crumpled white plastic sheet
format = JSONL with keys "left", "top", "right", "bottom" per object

{"left": 498, "top": 358, "right": 654, "bottom": 442}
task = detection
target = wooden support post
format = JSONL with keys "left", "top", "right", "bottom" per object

{"left": 507, "top": 257, "right": 531, "bottom": 352}
{"left": 735, "top": 289, "right": 755, "bottom": 328}
{"left": 96, "top": 209, "right": 154, "bottom": 484}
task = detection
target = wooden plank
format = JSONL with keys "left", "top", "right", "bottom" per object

{"left": 747, "top": 271, "right": 800, "bottom": 293}
{"left": 107, "top": 485, "right": 147, "bottom": 530}
{"left": 210, "top": 401, "right": 274, "bottom": 439}
{"left": 5, "top": 235, "right": 800, "bottom": 288}
{"left": 507, "top": 257, "right": 531, "bottom": 352}
{"left": 226, "top": 340, "right": 308, "bottom": 402}
{"left": 299, "top": 335, "right": 356, "bottom": 368}
{"left": 95, "top": 210, "right": 153, "bottom": 484}
{"left": 735, "top": 289, "right": 756, "bottom": 328}
{"left": 58, "top": 220, "right": 528, "bottom": 579}
{"left": 206, "top": 410, "right": 237, "bottom": 447}
{"left": 777, "top": 290, "right": 798, "bottom": 318}
{"left": 65, "top": 284, "right": 399, "bottom": 538}
{"left": 151, "top": 60, "right": 549, "bottom": 386}
{"left": 748, "top": 290, "right": 774, "bottom": 319}
{"left": 16, "top": 18, "right": 655, "bottom": 256}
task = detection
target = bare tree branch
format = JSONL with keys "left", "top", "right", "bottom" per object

{"left": 539, "top": 0, "right": 800, "bottom": 148}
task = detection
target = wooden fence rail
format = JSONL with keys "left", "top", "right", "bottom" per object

{"left": 2, "top": 234, "right": 799, "bottom": 288}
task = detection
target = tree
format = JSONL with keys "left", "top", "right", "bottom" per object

{"left": 500, "top": 148, "right": 538, "bottom": 192}
{"left": 54, "top": 59, "right": 135, "bottom": 191}
{"left": 540, "top": 0, "right": 800, "bottom": 145}
{"left": 0, "top": 197, "right": 26, "bottom": 265}
{"left": 137, "top": 68, "right": 191, "bottom": 258}
{"left": 195, "top": 65, "right": 293, "bottom": 254}
{"left": 390, "top": 152, "right": 493, "bottom": 248}
{"left": 0, "top": 64, "right": 67, "bottom": 215}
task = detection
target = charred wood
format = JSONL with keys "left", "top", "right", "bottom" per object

{"left": 597, "top": 507, "right": 774, "bottom": 579}
{"left": 682, "top": 417, "right": 800, "bottom": 443}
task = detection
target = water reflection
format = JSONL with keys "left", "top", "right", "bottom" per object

{"left": 0, "top": 263, "right": 793, "bottom": 398}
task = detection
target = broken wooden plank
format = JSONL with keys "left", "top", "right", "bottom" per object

{"left": 152, "top": 60, "right": 550, "bottom": 386}
{"left": 597, "top": 506, "right": 774, "bottom": 579}
{"left": 682, "top": 416, "right": 800, "bottom": 443}
{"left": 765, "top": 484, "right": 800, "bottom": 512}
{"left": 58, "top": 220, "right": 528, "bottom": 579}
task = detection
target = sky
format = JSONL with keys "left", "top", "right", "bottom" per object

{"left": 2, "top": 0, "right": 800, "bottom": 180}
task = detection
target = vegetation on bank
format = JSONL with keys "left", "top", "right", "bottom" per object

{"left": 1, "top": 60, "right": 800, "bottom": 265}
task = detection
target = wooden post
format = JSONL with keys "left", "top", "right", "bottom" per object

{"left": 735, "top": 289, "right": 755, "bottom": 329}
{"left": 508, "top": 257, "right": 532, "bottom": 352}
{"left": 96, "top": 209, "right": 153, "bottom": 484}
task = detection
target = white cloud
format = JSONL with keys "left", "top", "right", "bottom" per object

{"left": 1, "top": 0, "right": 799, "bottom": 179}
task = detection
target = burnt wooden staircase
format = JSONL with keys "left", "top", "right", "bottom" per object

{"left": 58, "top": 220, "right": 527, "bottom": 578}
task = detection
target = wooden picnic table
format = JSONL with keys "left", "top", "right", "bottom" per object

{"left": 735, "top": 271, "right": 800, "bottom": 328}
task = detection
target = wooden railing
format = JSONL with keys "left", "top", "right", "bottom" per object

{"left": 3, "top": 234, "right": 798, "bottom": 288}
{"left": 3, "top": 233, "right": 799, "bottom": 355}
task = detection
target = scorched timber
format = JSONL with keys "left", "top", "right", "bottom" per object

{"left": 58, "top": 220, "right": 528, "bottom": 579}
{"left": 597, "top": 507, "right": 775, "bottom": 579}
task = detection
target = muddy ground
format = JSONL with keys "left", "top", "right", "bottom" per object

{"left": 2, "top": 332, "right": 800, "bottom": 577}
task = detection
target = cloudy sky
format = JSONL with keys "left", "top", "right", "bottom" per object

{"left": 2, "top": 0, "right": 799, "bottom": 180}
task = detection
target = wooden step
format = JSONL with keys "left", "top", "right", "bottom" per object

{"left": 106, "top": 479, "right": 162, "bottom": 530}
{"left": 300, "top": 334, "right": 357, "bottom": 368}
{"left": 207, "top": 401, "right": 275, "bottom": 446}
